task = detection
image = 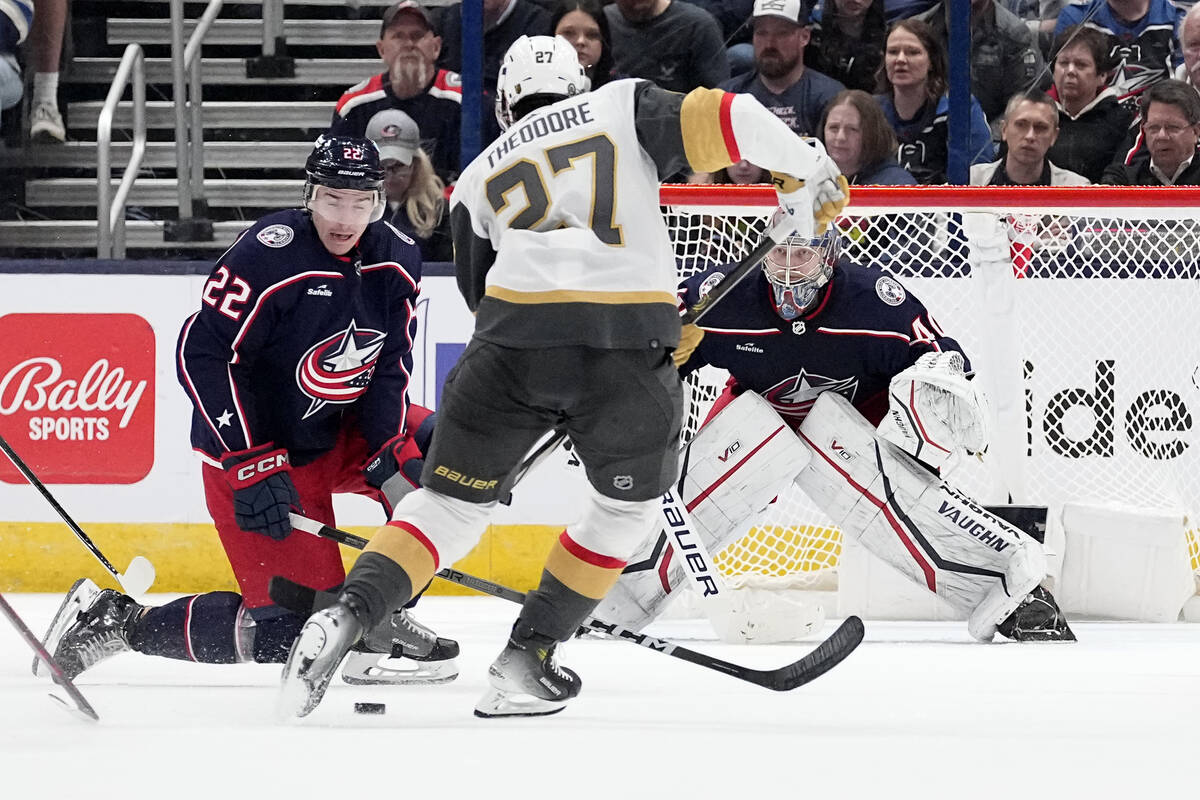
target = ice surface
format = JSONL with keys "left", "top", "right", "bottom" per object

{"left": 1, "top": 594, "right": 1196, "bottom": 799}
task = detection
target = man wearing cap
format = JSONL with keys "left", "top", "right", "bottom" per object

{"left": 720, "top": 0, "right": 845, "bottom": 138}
{"left": 328, "top": 1, "right": 462, "bottom": 183}
{"left": 366, "top": 108, "right": 452, "bottom": 261}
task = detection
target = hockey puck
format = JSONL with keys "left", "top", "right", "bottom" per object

{"left": 353, "top": 702, "right": 386, "bottom": 715}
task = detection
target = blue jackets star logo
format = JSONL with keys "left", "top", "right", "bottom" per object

{"left": 764, "top": 370, "right": 858, "bottom": 425}
{"left": 295, "top": 319, "right": 387, "bottom": 418}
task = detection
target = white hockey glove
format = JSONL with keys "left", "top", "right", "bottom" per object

{"left": 770, "top": 139, "right": 849, "bottom": 235}
{"left": 876, "top": 351, "right": 990, "bottom": 471}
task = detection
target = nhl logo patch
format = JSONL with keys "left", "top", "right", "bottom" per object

{"left": 792, "top": 320, "right": 806, "bottom": 335}
{"left": 613, "top": 475, "right": 634, "bottom": 491}
{"left": 875, "top": 276, "right": 905, "bottom": 306}
{"left": 257, "top": 224, "right": 294, "bottom": 248}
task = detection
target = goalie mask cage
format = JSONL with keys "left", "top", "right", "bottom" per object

{"left": 661, "top": 185, "right": 1200, "bottom": 605}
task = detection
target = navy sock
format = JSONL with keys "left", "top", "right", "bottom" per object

{"left": 128, "top": 592, "right": 246, "bottom": 663}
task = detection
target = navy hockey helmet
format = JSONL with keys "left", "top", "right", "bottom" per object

{"left": 304, "top": 135, "right": 386, "bottom": 222}
{"left": 762, "top": 208, "right": 841, "bottom": 320}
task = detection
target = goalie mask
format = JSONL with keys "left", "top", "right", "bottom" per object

{"left": 496, "top": 34, "right": 589, "bottom": 130}
{"left": 303, "top": 135, "right": 386, "bottom": 224}
{"left": 762, "top": 210, "right": 841, "bottom": 320}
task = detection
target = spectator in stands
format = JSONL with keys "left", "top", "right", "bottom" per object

{"left": 821, "top": 89, "right": 917, "bottom": 183}
{"left": 328, "top": 1, "right": 463, "bottom": 184}
{"left": 915, "top": 0, "right": 1045, "bottom": 127}
{"left": 1046, "top": 26, "right": 1135, "bottom": 182}
{"left": 876, "top": 19, "right": 995, "bottom": 184}
{"left": 722, "top": 0, "right": 845, "bottom": 138}
{"left": 367, "top": 109, "right": 452, "bottom": 262}
{"left": 1001, "top": 0, "right": 1069, "bottom": 55}
{"left": 971, "top": 90, "right": 1091, "bottom": 184}
{"left": 551, "top": 0, "right": 618, "bottom": 88}
{"left": 1102, "top": 79, "right": 1200, "bottom": 184}
{"left": 806, "top": 0, "right": 888, "bottom": 93}
{"left": 28, "top": 0, "right": 68, "bottom": 142}
{"left": 690, "top": 157, "right": 771, "bottom": 184}
{"left": 1174, "top": 1, "right": 1200, "bottom": 89}
{"left": 0, "top": 0, "right": 31, "bottom": 117}
{"left": 435, "top": 0, "right": 552, "bottom": 143}
{"left": 604, "top": 0, "right": 729, "bottom": 93}
{"left": 1054, "top": 0, "right": 1184, "bottom": 103}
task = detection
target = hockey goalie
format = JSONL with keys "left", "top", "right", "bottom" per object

{"left": 595, "top": 223, "right": 1075, "bottom": 644}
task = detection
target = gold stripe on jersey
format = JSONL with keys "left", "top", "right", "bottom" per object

{"left": 485, "top": 287, "right": 677, "bottom": 305}
{"left": 680, "top": 88, "right": 737, "bottom": 172}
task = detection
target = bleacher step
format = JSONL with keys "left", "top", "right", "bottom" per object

{"left": 2, "top": 141, "right": 312, "bottom": 169}
{"left": 0, "top": 220, "right": 247, "bottom": 250}
{"left": 108, "top": 18, "right": 378, "bottom": 47}
{"left": 67, "top": 100, "right": 332, "bottom": 130}
{"left": 70, "top": 57, "right": 379, "bottom": 86}
{"left": 27, "top": 178, "right": 305, "bottom": 207}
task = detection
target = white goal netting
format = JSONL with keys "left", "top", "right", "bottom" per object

{"left": 661, "top": 185, "right": 1200, "bottom": 595}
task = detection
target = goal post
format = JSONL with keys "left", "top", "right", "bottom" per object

{"left": 660, "top": 184, "right": 1200, "bottom": 620}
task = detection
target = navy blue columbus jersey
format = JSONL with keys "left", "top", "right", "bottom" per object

{"left": 679, "top": 260, "right": 968, "bottom": 429}
{"left": 177, "top": 209, "right": 422, "bottom": 465}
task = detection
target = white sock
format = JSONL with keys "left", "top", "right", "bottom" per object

{"left": 33, "top": 72, "right": 59, "bottom": 108}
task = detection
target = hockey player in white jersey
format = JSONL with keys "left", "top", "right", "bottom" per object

{"left": 279, "top": 34, "right": 850, "bottom": 719}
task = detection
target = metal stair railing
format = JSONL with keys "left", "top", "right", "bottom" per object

{"left": 97, "top": 44, "right": 147, "bottom": 259}
{"left": 168, "top": 0, "right": 224, "bottom": 243}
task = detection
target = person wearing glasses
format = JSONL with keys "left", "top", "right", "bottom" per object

{"left": 1102, "top": 80, "right": 1200, "bottom": 185}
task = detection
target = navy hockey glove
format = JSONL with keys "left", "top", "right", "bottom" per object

{"left": 364, "top": 414, "right": 434, "bottom": 514}
{"left": 222, "top": 444, "right": 301, "bottom": 540}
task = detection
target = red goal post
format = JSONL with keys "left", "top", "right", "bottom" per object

{"left": 659, "top": 184, "right": 1200, "bottom": 599}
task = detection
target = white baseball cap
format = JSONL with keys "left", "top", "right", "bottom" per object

{"left": 365, "top": 109, "right": 420, "bottom": 165}
{"left": 752, "top": 0, "right": 811, "bottom": 25}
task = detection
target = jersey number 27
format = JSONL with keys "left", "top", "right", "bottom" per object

{"left": 484, "top": 133, "right": 624, "bottom": 246}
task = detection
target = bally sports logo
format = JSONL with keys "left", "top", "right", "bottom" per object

{"left": 0, "top": 313, "right": 155, "bottom": 484}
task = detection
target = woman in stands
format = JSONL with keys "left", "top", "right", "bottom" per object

{"left": 875, "top": 18, "right": 993, "bottom": 184}
{"left": 551, "top": 0, "right": 617, "bottom": 89}
{"left": 368, "top": 108, "right": 452, "bottom": 262}
{"left": 1046, "top": 26, "right": 1136, "bottom": 183}
{"left": 821, "top": 89, "right": 916, "bottom": 184}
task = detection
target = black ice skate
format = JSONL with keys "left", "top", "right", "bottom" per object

{"left": 475, "top": 623, "right": 581, "bottom": 718}
{"left": 342, "top": 607, "right": 460, "bottom": 685}
{"left": 278, "top": 600, "right": 363, "bottom": 719}
{"left": 37, "top": 578, "right": 142, "bottom": 680}
{"left": 997, "top": 586, "right": 1077, "bottom": 642}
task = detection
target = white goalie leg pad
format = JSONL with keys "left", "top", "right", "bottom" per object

{"left": 796, "top": 392, "right": 1045, "bottom": 641}
{"left": 594, "top": 392, "right": 810, "bottom": 630}
{"left": 705, "top": 586, "right": 827, "bottom": 645}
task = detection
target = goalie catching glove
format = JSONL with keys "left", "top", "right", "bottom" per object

{"left": 222, "top": 443, "right": 301, "bottom": 540}
{"left": 876, "top": 351, "right": 990, "bottom": 471}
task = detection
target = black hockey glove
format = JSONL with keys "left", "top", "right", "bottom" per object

{"left": 221, "top": 443, "right": 301, "bottom": 540}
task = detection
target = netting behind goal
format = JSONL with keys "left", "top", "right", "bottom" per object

{"left": 660, "top": 185, "right": 1200, "bottom": 593}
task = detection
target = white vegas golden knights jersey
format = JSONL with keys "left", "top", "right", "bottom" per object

{"left": 450, "top": 78, "right": 734, "bottom": 352}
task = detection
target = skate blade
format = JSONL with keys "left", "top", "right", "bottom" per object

{"left": 34, "top": 578, "right": 99, "bottom": 678}
{"left": 473, "top": 686, "right": 568, "bottom": 719}
{"left": 341, "top": 652, "right": 459, "bottom": 686}
{"left": 277, "top": 624, "right": 332, "bottom": 720}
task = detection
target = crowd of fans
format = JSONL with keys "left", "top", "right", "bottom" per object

{"left": 6, "top": 0, "right": 1200, "bottom": 210}
{"left": 327, "top": 0, "right": 1200, "bottom": 205}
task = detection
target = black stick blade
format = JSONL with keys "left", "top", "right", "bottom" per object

{"left": 764, "top": 615, "right": 865, "bottom": 692}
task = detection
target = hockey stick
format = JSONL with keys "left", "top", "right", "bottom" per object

{"left": 0, "top": 592, "right": 99, "bottom": 722}
{"left": 0, "top": 433, "right": 155, "bottom": 595}
{"left": 286, "top": 513, "right": 865, "bottom": 692}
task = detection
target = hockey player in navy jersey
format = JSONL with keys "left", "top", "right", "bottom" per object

{"left": 279, "top": 34, "right": 850, "bottom": 720}
{"left": 598, "top": 218, "right": 1075, "bottom": 643}
{"left": 38, "top": 136, "right": 460, "bottom": 686}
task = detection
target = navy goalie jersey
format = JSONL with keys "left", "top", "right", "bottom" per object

{"left": 678, "top": 259, "right": 968, "bottom": 430}
{"left": 177, "top": 209, "right": 422, "bottom": 465}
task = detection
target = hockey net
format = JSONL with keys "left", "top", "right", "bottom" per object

{"left": 661, "top": 185, "right": 1200, "bottom": 600}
